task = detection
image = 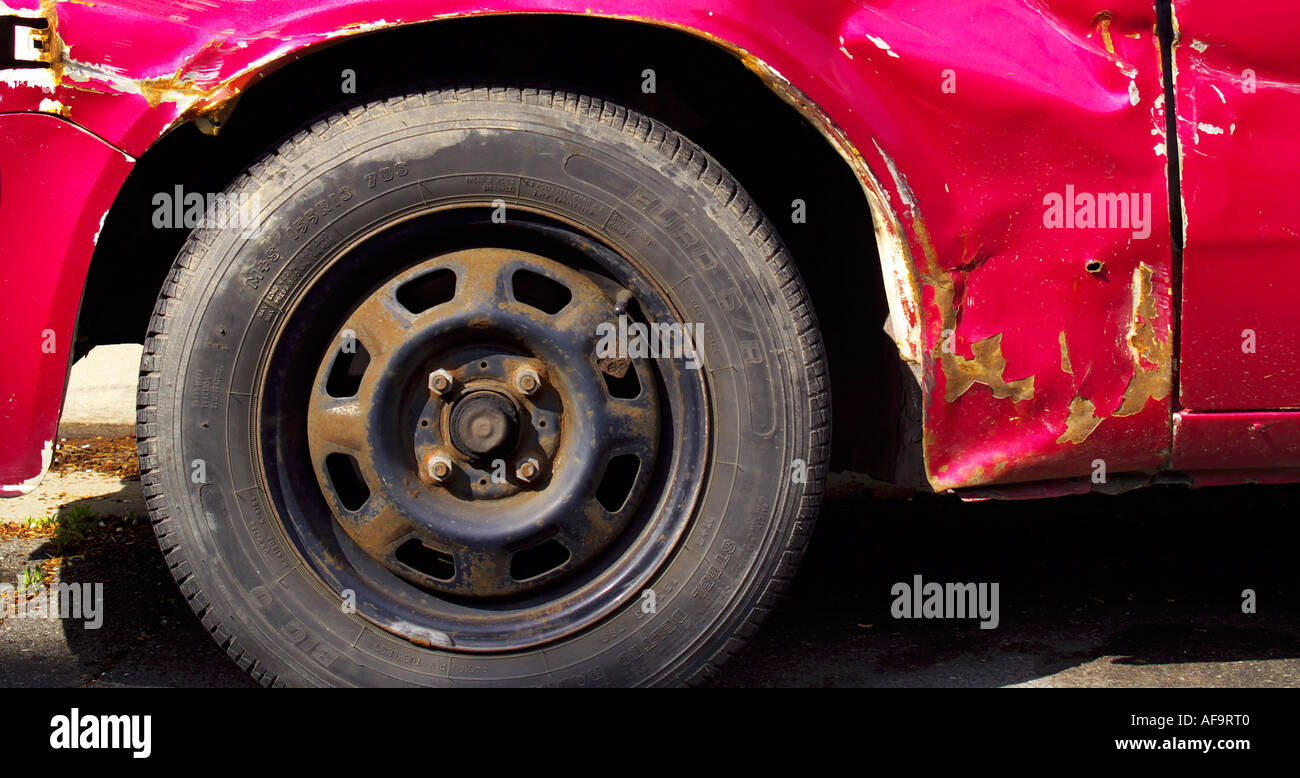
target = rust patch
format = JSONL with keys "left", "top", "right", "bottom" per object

{"left": 1056, "top": 396, "right": 1103, "bottom": 445}
{"left": 37, "top": 0, "right": 62, "bottom": 67}
{"left": 928, "top": 268, "right": 1034, "bottom": 404}
{"left": 31, "top": 0, "right": 214, "bottom": 113}
{"left": 58, "top": 54, "right": 214, "bottom": 110}
{"left": 1048, "top": 263, "right": 1170, "bottom": 446}
{"left": 1092, "top": 11, "right": 1115, "bottom": 55}
{"left": 1113, "top": 262, "right": 1172, "bottom": 416}
{"left": 943, "top": 332, "right": 1036, "bottom": 403}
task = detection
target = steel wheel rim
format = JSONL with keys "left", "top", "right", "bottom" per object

{"left": 257, "top": 207, "right": 709, "bottom": 652}
{"left": 306, "top": 247, "right": 662, "bottom": 597}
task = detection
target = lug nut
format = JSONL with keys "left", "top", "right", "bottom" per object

{"left": 429, "top": 369, "right": 456, "bottom": 397}
{"left": 427, "top": 452, "right": 455, "bottom": 484}
{"left": 516, "top": 457, "right": 541, "bottom": 484}
{"left": 514, "top": 366, "right": 542, "bottom": 396}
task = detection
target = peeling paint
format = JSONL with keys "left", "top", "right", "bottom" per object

{"left": 92, "top": 206, "right": 109, "bottom": 246}
{"left": 863, "top": 33, "right": 899, "bottom": 58}
{"left": 1093, "top": 12, "right": 1115, "bottom": 55}
{"left": 943, "top": 331, "right": 1036, "bottom": 403}
{"left": 37, "top": 97, "right": 68, "bottom": 115}
{"left": 60, "top": 56, "right": 208, "bottom": 110}
{"left": 873, "top": 139, "right": 919, "bottom": 215}
{"left": 322, "top": 18, "right": 399, "bottom": 39}
{"left": 1113, "top": 263, "right": 1172, "bottom": 417}
{"left": 1056, "top": 396, "right": 1103, "bottom": 444}
{"left": 0, "top": 67, "right": 55, "bottom": 90}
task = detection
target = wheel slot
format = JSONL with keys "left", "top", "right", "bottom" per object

{"left": 596, "top": 454, "right": 641, "bottom": 513}
{"left": 602, "top": 365, "right": 641, "bottom": 399}
{"left": 324, "top": 453, "right": 371, "bottom": 511}
{"left": 394, "top": 538, "right": 456, "bottom": 581}
{"left": 325, "top": 340, "right": 370, "bottom": 397}
{"left": 396, "top": 268, "right": 457, "bottom": 314}
{"left": 511, "top": 268, "right": 572, "bottom": 314}
{"left": 510, "top": 538, "right": 571, "bottom": 581}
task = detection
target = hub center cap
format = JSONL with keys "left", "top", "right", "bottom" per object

{"left": 449, "top": 390, "right": 519, "bottom": 459}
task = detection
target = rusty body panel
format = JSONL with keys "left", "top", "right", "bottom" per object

{"left": 865, "top": 2, "right": 1176, "bottom": 490}
{"left": 5, "top": 0, "right": 1298, "bottom": 495}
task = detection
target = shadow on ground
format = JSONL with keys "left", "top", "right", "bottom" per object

{"left": 709, "top": 482, "right": 1300, "bottom": 687}
{"left": 0, "top": 487, "right": 254, "bottom": 688}
{"left": 2, "top": 475, "right": 1297, "bottom": 687}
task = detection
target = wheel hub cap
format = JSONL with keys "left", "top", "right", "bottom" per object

{"left": 449, "top": 390, "right": 519, "bottom": 460}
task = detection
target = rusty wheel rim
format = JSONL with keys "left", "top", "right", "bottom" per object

{"left": 307, "top": 247, "right": 662, "bottom": 597}
{"left": 260, "top": 208, "right": 708, "bottom": 652}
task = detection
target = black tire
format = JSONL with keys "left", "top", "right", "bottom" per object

{"left": 137, "top": 85, "right": 828, "bottom": 686}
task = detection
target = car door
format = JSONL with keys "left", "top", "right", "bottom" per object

{"left": 1175, "top": 1, "right": 1300, "bottom": 410}
{"left": 1172, "top": 0, "right": 1300, "bottom": 470}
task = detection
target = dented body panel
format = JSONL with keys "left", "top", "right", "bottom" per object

{"left": 0, "top": 0, "right": 1282, "bottom": 495}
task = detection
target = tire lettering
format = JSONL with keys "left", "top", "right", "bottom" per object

{"left": 365, "top": 162, "right": 408, "bottom": 189}
{"left": 281, "top": 619, "right": 337, "bottom": 669}
{"left": 617, "top": 609, "right": 687, "bottom": 666}
{"left": 289, "top": 187, "right": 353, "bottom": 240}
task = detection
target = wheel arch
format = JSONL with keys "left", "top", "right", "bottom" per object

{"left": 77, "top": 12, "right": 922, "bottom": 482}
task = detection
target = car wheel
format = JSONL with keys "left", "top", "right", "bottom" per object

{"left": 137, "top": 85, "right": 828, "bottom": 686}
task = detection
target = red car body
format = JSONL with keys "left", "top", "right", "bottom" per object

{"left": 1, "top": 0, "right": 1294, "bottom": 496}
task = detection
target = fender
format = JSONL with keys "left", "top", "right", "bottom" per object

{"left": 0, "top": 112, "right": 133, "bottom": 495}
{"left": 0, "top": 0, "right": 1173, "bottom": 493}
